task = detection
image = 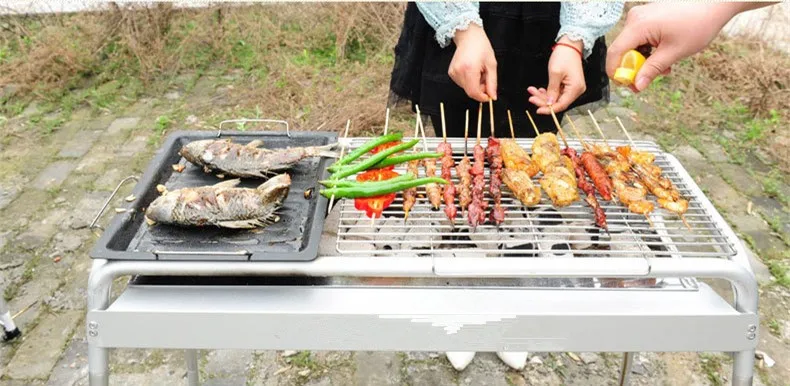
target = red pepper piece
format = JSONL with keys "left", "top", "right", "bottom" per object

{"left": 353, "top": 169, "right": 400, "bottom": 218}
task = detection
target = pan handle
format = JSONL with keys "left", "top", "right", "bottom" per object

{"left": 90, "top": 175, "right": 140, "bottom": 230}
{"left": 217, "top": 119, "right": 290, "bottom": 138}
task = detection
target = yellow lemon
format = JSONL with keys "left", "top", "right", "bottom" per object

{"left": 613, "top": 50, "right": 646, "bottom": 86}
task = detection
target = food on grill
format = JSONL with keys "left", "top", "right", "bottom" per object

{"left": 403, "top": 160, "right": 420, "bottom": 219}
{"left": 423, "top": 158, "right": 443, "bottom": 210}
{"left": 145, "top": 174, "right": 291, "bottom": 229}
{"left": 372, "top": 152, "right": 441, "bottom": 169}
{"left": 486, "top": 136, "right": 506, "bottom": 225}
{"left": 329, "top": 139, "right": 419, "bottom": 180}
{"left": 562, "top": 147, "right": 608, "bottom": 230}
{"left": 172, "top": 164, "right": 185, "bottom": 173}
{"left": 621, "top": 145, "right": 690, "bottom": 227}
{"left": 468, "top": 104, "right": 487, "bottom": 229}
{"left": 438, "top": 142, "right": 458, "bottom": 223}
{"left": 320, "top": 174, "right": 447, "bottom": 199}
{"left": 328, "top": 133, "right": 403, "bottom": 172}
{"left": 353, "top": 169, "right": 400, "bottom": 218}
{"left": 179, "top": 139, "right": 337, "bottom": 179}
{"left": 579, "top": 152, "right": 613, "bottom": 201}
{"left": 502, "top": 169, "right": 541, "bottom": 207}
{"left": 500, "top": 139, "right": 540, "bottom": 177}
{"left": 531, "top": 133, "right": 578, "bottom": 207}
{"left": 457, "top": 110, "right": 473, "bottom": 213}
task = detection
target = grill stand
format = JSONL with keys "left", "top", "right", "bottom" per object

{"left": 86, "top": 141, "right": 758, "bottom": 386}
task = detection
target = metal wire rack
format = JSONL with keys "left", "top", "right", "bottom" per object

{"left": 334, "top": 138, "right": 736, "bottom": 267}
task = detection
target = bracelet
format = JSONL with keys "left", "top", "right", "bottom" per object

{"left": 552, "top": 42, "right": 583, "bottom": 58}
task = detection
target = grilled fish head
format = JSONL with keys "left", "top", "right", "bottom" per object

{"left": 179, "top": 139, "right": 217, "bottom": 166}
{"left": 145, "top": 190, "right": 181, "bottom": 225}
{"left": 257, "top": 174, "right": 291, "bottom": 206}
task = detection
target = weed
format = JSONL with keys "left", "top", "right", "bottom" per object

{"left": 768, "top": 261, "right": 790, "bottom": 288}
{"left": 155, "top": 115, "right": 173, "bottom": 135}
{"left": 767, "top": 319, "right": 782, "bottom": 338}
{"left": 699, "top": 353, "right": 725, "bottom": 386}
{"left": 290, "top": 351, "right": 317, "bottom": 370}
{"left": 762, "top": 170, "right": 788, "bottom": 206}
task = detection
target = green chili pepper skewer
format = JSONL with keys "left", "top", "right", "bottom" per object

{"left": 320, "top": 177, "right": 448, "bottom": 199}
{"left": 319, "top": 174, "right": 415, "bottom": 188}
{"left": 327, "top": 133, "right": 403, "bottom": 172}
{"left": 329, "top": 139, "right": 419, "bottom": 180}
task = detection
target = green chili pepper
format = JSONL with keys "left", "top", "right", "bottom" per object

{"left": 328, "top": 133, "right": 403, "bottom": 172}
{"left": 329, "top": 139, "right": 419, "bottom": 180}
{"left": 320, "top": 177, "right": 448, "bottom": 199}
{"left": 319, "top": 174, "right": 415, "bottom": 187}
{"left": 373, "top": 152, "right": 442, "bottom": 169}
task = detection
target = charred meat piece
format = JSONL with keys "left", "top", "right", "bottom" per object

{"left": 502, "top": 169, "right": 541, "bottom": 207}
{"left": 456, "top": 155, "right": 472, "bottom": 212}
{"left": 486, "top": 137, "right": 505, "bottom": 225}
{"left": 468, "top": 144, "right": 487, "bottom": 228}
{"left": 180, "top": 139, "right": 338, "bottom": 179}
{"left": 437, "top": 142, "right": 458, "bottom": 223}
{"left": 423, "top": 159, "right": 442, "bottom": 210}
{"left": 402, "top": 159, "right": 420, "bottom": 219}
{"left": 145, "top": 174, "right": 291, "bottom": 228}
{"left": 562, "top": 147, "right": 607, "bottom": 230}
{"left": 501, "top": 139, "right": 540, "bottom": 177}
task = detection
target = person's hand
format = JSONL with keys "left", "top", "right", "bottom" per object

{"left": 527, "top": 36, "right": 586, "bottom": 115}
{"left": 449, "top": 24, "right": 497, "bottom": 102}
{"left": 607, "top": 3, "right": 746, "bottom": 92}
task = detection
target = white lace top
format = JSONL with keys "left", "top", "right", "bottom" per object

{"left": 416, "top": 1, "right": 624, "bottom": 58}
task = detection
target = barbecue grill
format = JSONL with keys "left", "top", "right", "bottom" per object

{"left": 86, "top": 133, "right": 758, "bottom": 386}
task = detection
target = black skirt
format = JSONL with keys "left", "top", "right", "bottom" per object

{"left": 390, "top": 2, "right": 609, "bottom": 138}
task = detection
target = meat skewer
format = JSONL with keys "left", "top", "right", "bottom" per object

{"left": 456, "top": 110, "right": 473, "bottom": 215}
{"left": 487, "top": 99, "right": 505, "bottom": 226}
{"left": 548, "top": 107, "right": 608, "bottom": 230}
{"left": 502, "top": 110, "right": 541, "bottom": 207}
{"left": 468, "top": 103, "right": 487, "bottom": 229}
{"left": 438, "top": 103, "right": 458, "bottom": 225}
{"left": 402, "top": 109, "right": 421, "bottom": 220}
{"left": 526, "top": 111, "right": 579, "bottom": 207}
{"left": 501, "top": 110, "right": 540, "bottom": 177}
{"left": 614, "top": 117, "right": 691, "bottom": 229}
{"left": 585, "top": 110, "right": 655, "bottom": 226}
{"left": 416, "top": 105, "right": 442, "bottom": 210}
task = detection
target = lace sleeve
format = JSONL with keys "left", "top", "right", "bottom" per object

{"left": 558, "top": 1, "right": 625, "bottom": 59}
{"left": 416, "top": 2, "right": 483, "bottom": 48}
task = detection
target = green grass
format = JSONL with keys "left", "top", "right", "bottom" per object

{"left": 762, "top": 170, "right": 788, "bottom": 206}
{"left": 767, "top": 319, "right": 782, "bottom": 338}
{"left": 699, "top": 353, "right": 725, "bottom": 386}
{"left": 289, "top": 351, "right": 317, "bottom": 370}
{"left": 768, "top": 261, "right": 790, "bottom": 288}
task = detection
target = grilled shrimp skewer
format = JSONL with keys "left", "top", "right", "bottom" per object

{"left": 501, "top": 110, "right": 541, "bottom": 207}
{"left": 438, "top": 103, "right": 458, "bottom": 225}
{"left": 549, "top": 108, "right": 608, "bottom": 230}
{"left": 486, "top": 99, "right": 505, "bottom": 226}
{"left": 415, "top": 105, "right": 442, "bottom": 211}
{"left": 456, "top": 110, "right": 473, "bottom": 214}
{"left": 527, "top": 111, "right": 579, "bottom": 207}
{"left": 614, "top": 117, "right": 691, "bottom": 229}
{"left": 586, "top": 111, "right": 655, "bottom": 225}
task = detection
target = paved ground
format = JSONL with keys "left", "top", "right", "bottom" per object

{"left": 0, "top": 75, "right": 788, "bottom": 386}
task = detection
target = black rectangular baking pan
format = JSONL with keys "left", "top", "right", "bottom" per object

{"left": 90, "top": 130, "right": 337, "bottom": 261}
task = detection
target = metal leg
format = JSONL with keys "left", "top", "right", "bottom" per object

{"left": 87, "top": 260, "right": 113, "bottom": 386}
{"left": 619, "top": 352, "right": 634, "bottom": 386}
{"left": 732, "top": 350, "right": 755, "bottom": 386}
{"left": 185, "top": 349, "right": 200, "bottom": 386}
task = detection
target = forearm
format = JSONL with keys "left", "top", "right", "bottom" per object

{"left": 558, "top": 1, "right": 625, "bottom": 59}
{"left": 416, "top": 2, "right": 482, "bottom": 48}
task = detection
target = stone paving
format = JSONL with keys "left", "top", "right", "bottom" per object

{"left": 0, "top": 77, "right": 788, "bottom": 385}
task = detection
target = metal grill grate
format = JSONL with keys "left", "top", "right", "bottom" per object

{"left": 335, "top": 138, "right": 736, "bottom": 263}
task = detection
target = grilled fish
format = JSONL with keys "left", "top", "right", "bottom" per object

{"left": 180, "top": 139, "right": 338, "bottom": 179}
{"left": 145, "top": 174, "right": 291, "bottom": 229}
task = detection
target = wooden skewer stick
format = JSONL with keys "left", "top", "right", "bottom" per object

{"left": 549, "top": 106, "right": 570, "bottom": 149}
{"left": 440, "top": 102, "right": 447, "bottom": 142}
{"left": 614, "top": 116, "right": 636, "bottom": 147}
{"left": 476, "top": 103, "right": 483, "bottom": 146}
{"left": 488, "top": 99, "right": 495, "bottom": 138}
{"left": 327, "top": 119, "right": 351, "bottom": 214}
{"left": 415, "top": 104, "right": 428, "bottom": 152}
{"left": 565, "top": 115, "right": 591, "bottom": 151}
{"left": 525, "top": 110, "right": 540, "bottom": 136}
{"left": 383, "top": 107, "right": 390, "bottom": 135}
{"left": 507, "top": 110, "right": 515, "bottom": 139}
{"left": 464, "top": 109, "right": 469, "bottom": 154}
{"left": 587, "top": 110, "right": 611, "bottom": 149}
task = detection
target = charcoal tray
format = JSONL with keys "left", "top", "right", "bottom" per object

{"left": 90, "top": 130, "right": 337, "bottom": 261}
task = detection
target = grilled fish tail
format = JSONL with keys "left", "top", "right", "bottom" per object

{"left": 307, "top": 143, "right": 340, "bottom": 158}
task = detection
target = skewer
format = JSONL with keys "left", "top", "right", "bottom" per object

{"left": 416, "top": 104, "right": 428, "bottom": 151}
{"left": 525, "top": 110, "right": 540, "bottom": 136}
{"left": 440, "top": 102, "right": 447, "bottom": 142}
{"left": 549, "top": 106, "right": 570, "bottom": 149}
{"left": 507, "top": 110, "right": 515, "bottom": 139}
{"left": 383, "top": 107, "right": 390, "bottom": 135}
{"left": 476, "top": 103, "right": 483, "bottom": 146}
{"left": 565, "top": 115, "right": 591, "bottom": 151}
{"left": 327, "top": 119, "right": 351, "bottom": 214}
{"left": 488, "top": 99, "right": 495, "bottom": 137}
{"left": 465, "top": 109, "right": 469, "bottom": 154}
{"left": 587, "top": 110, "right": 610, "bottom": 149}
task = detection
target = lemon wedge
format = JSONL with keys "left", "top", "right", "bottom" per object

{"left": 613, "top": 50, "right": 646, "bottom": 86}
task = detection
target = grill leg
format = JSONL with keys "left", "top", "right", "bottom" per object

{"left": 185, "top": 349, "right": 200, "bottom": 386}
{"left": 88, "top": 260, "right": 113, "bottom": 386}
{"left": 732, "top": 350, "right": 755, "bottom": 386}
{"left": 88, "top": 346, "right": 109, "bottom": 386}
{"left": 618, "top": 352, "right": 634, "bottom": 386}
